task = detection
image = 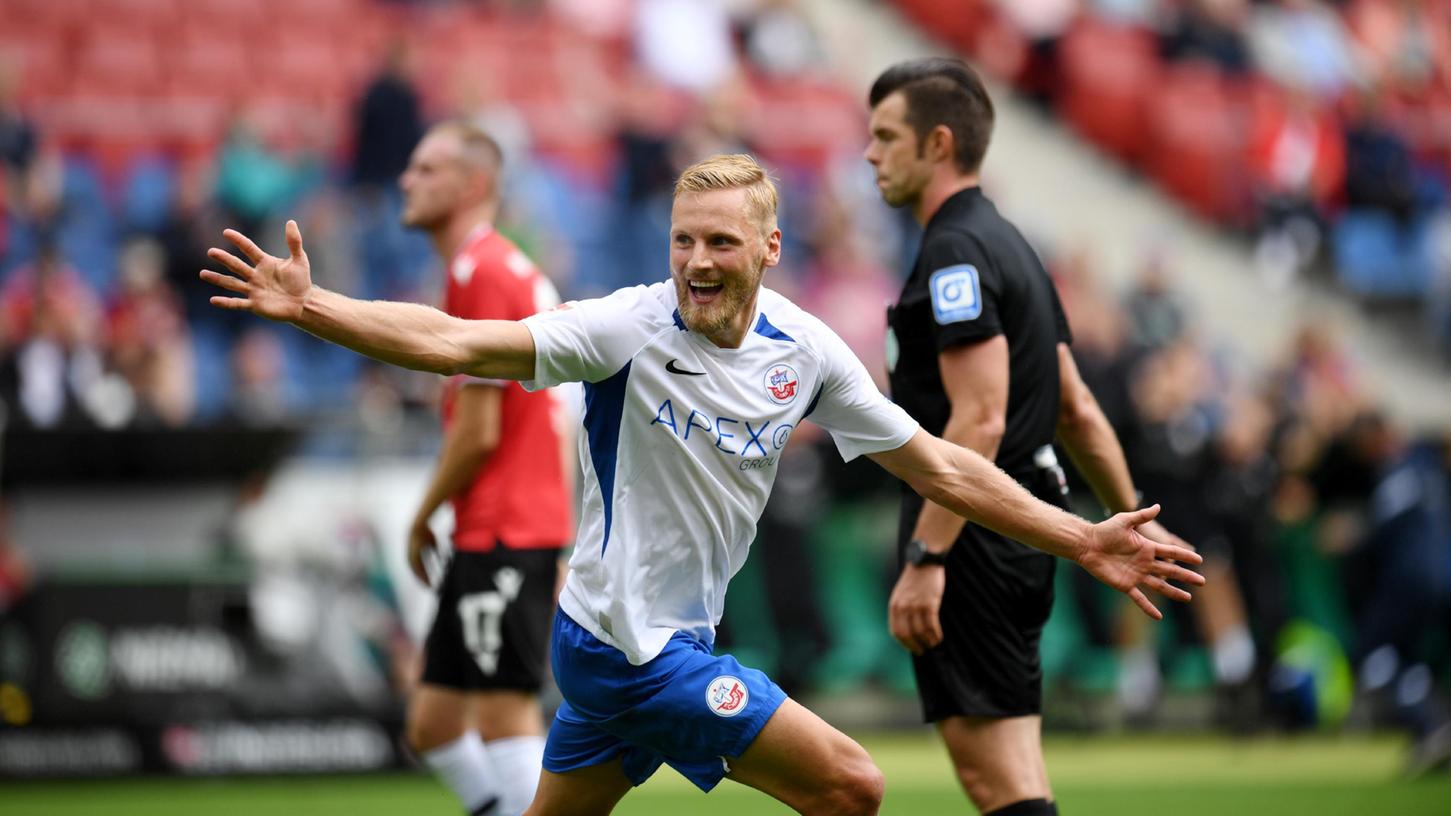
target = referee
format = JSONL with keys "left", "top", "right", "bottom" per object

{"left": 866, "top": 58, "right": 1193, "bottom": 816}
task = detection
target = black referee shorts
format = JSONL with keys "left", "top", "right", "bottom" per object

{"left": 421, "top": 546, "right": 561, "bottom": 693}
{"left": 901, "top": 465, "right": 1067, "bottom": 722}
{"left": 909, "top": 524, "right": 1056, "bottom": 721}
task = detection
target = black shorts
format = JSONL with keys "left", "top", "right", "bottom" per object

{"left": 901, "top": 471, "right": 1065, "bottom": 721}
{"left": 421, "top": 546, "right": 562, "bottom": 693}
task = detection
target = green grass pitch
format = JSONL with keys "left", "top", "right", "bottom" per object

{"left": 7, "top": 732, "right": 1450, "bottom": 815}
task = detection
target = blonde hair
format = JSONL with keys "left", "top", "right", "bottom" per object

{"left": 674, "top": 154, "right": 779, "bottom": 231}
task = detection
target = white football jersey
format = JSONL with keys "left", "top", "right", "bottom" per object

{"left": 523, "top": 282, "right": 918, "bottom": 665}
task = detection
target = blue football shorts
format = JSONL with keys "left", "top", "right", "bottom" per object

{"left": 542, "top": 608, "right": 788, "bottom": 791}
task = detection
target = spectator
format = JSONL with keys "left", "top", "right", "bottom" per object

{"left": 0, "top": 242, "right": 105, "bottom": 428}
{"left": 1345, "top": 0, "right": 1451, "bottom": 94}
{"left": 1342, "top": 86, "right": 1421, "bottom": 223}
{"left": 227, "top": 328, "right": 292, "bottom": 426}
{"left": 350, "top": 43, "right": 424, "bottom": 191}
{"left": 1161, "top": 0, "right": 1254, "bottom": 76}
{"left": 1122, "top": 246, "right": 1188, "bottom": 353}
{"left": 993, "top": 0, "right": 1079, "bottom": 106}
{"left": 634, "top": 0, "right": 738, "bottom": 92}
{"left": 1331, "top": 414, "right": 1451, "bottom": 773}
{"left": 215, "top": 111, "right": 315, "bottom": 238}
{"left": 1247, "top": 0, "right": 1362, "bottom": 100}
{"left": 0, "top": 54, "right": 37, "bottom": 191}
{"left": 1200, "top": 390, "right": 1289, "bottom": 728}
{"left": 739, "top": 0, "right": 825, "bottom": 79}
{"left": 107, "top": 237, "right": 195, "bottom": 427}
{"left": 1247, "top": 83, "right": 1346, "bottom": 282}
{"left": 348, "top": 43, "right": 430, "bottom": 301}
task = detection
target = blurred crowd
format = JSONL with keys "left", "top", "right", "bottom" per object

{"left": 1051, "top": 245, "right": 1449, "bottom": 758}
{"left": 0, "top": 0, "right": 1447, "bottom": 755}
{"left": 0, "top": 0, "right": 887, "bottom": 431}
{"left": 897, "top": 0, "right": 1451, "bottom": 343}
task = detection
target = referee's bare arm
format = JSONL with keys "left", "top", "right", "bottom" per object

{"left": 1055, "top": 343, "right": 1193, "bottom": 551}
{"left": 1053, "top": 343, "right": 1138, "bottom": 512}
{"left": 200, "top": 221, "right": 536, "bottom": 381}
{"left": 870, "top": 430, "right": 1204, "bottom": 618}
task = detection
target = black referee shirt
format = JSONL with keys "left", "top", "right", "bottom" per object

{"left": 886, "top": 186, "right": 1072, "bottom": 478}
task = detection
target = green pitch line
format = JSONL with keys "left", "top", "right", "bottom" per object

{"left": 5, "top": 733, "right": 1449, "bottom": 816}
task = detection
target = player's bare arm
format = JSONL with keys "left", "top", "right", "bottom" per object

{"left": 889, "top": 336, "right": 1009, "bottom": 655}
{"left": 870, "top": 429, "right": 1204, "bottom": 619}
{"left": 408, "top": 385, "right": 503, "bottom": 586}
{"left": 1054, "top": 342, "right": 1192, "bottom": 551}
{"left": 200, "top": 221, "right": 536, "bottom": 380}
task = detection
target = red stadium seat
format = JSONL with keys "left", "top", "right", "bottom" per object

{"left": 1057, "top": 20, "right": 1160, "bottom": 165}
{"left": 36, "top": 94, "right": 151, "bottom": 179}
{"left": 748, "top": 79, "right": 864, "bottom": 174}
{"left": 0, "top": 35, "right": 73, "bottom": 101}
{"left": 264, "top": 0, "right": 363, "bottom": 28}
{"left": 260, "top": 38, "right": 355, "bottom": 100}
{"left": 72, "top": 31, "right": 166, "bottom": 95}
{"left": 165, "top": 38, "right": 254, "bottom": 99}
{"left": 178, "top": 0, "right": 271, "bottom": 38}
{"left": 1143, "top": 66, "right": 1252, "bottom": 225}
{"left": 150, "top": 95, "right": 229, "bottom": 161}
{"left": 85, "top": 0, "right": 185, "bottom": 28}
{"left": 4, "top": 0, "right": 91, "bottom": 33}
{"left": 893, "top": 0, "right": 989, "bottom": 54}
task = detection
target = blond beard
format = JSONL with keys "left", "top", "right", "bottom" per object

{"left": 675, "top": 269, "right": 761, "bottom": 338}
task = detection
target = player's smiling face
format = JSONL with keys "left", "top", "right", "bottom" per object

{"left": 669, "top": 187, "right": 782, "bottom": 348}
{"left": 865, "top": 91, "right": 932, "bottom": 209}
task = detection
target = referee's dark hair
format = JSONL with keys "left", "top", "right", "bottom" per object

{"left": 869, "top": 58, "right": 995, "bottom": 174}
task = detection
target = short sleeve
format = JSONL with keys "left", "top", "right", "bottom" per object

{"left": 1051, "top": 284, "right": 1073, "bottom": 345}
{"left": 806, "top": 324, "right": 919, "bottom": 462}
{"left": 920, "top": 229, "right": 1003, "bottom": 351}
{"left": 521, "top": 285, "right": 657, "bottom": 389}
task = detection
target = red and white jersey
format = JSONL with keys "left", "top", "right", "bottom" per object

{"left": 443, "top": 223, "right": 572, "bottom": 551}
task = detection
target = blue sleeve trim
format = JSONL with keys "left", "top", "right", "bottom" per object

{"left": 800, "top": 384, "right": 823, "bottom": 420}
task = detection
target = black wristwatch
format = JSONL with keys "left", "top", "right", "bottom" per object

{"left": 905, "top": 539, "right": 949, "bottom": 567}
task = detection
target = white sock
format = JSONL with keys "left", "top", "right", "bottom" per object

{"left": 423, "top": 732, "right": 501, "bottom": 815}
{"left": 1212, "top": 626, "right": 1256, "bottom": 685}
{"left": 485, "top": 735, "right": 546, "bottom": 816}
{"left": 1118, "top": 646, "right": 1161, "bottom": 715}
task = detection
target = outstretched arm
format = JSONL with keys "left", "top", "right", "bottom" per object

{"left": 869, "top": 429, "right": 1204, "bottom": 619}
{"left": 200, "top": 221, "right": 536, "bottom": 380}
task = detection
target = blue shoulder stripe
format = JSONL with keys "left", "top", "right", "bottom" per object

{"left": 672, "top": 310, "right": 687, "bottom": 331}
{"left": 753, "top": 313, "right": 795, "bottom": 343}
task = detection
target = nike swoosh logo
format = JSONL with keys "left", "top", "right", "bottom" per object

{"left": 665, "top": 359, "right": 705, "bottom": 376}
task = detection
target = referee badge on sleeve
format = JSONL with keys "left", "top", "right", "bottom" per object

{"left": 929, "top": 265, "right": 982, "bottom": 324}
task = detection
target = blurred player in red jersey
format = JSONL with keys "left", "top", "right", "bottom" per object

{"left": 399, "top": 121, "right": 573, "bottom": 816}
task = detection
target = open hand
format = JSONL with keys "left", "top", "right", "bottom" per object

{"left": 1077, "top": 504, "right": 1204, "bottom": 619}
{"left": 200, "top": 220, "right": 313, "bottom": 322}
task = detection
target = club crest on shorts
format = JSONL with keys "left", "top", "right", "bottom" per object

{"left": 706, "top": 675, "right": 749, "bottom": 717}
{"left": 762, "top": 363, "right": 800, "bottom": 405}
